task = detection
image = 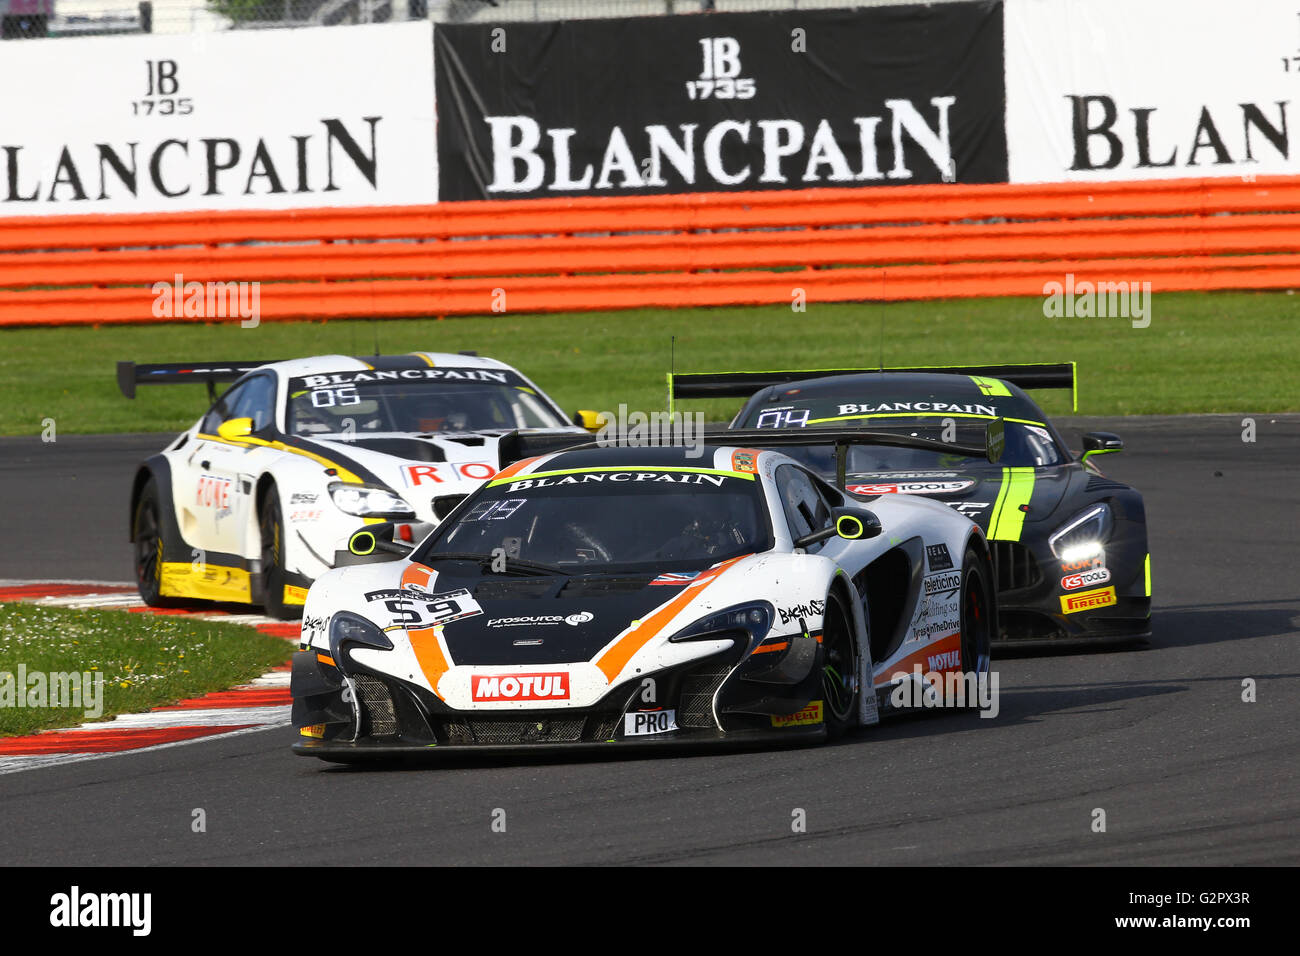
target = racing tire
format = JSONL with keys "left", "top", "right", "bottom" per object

{"left": 820, "top": 589, "right": 860, "bottom": 738}
{"left": 259, "top": 488, "right": 300, "bottom": 621}
{"left": 958, "top": 545, "right": 994, "bottom": 711}
{"left": 133, "top": 477, "right": 184, "bottom": 608}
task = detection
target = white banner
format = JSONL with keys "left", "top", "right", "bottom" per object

{"left": 0, "top": 21, "right": 436, "bottom": 216}
{"left": 1007, "top": 0, "right": 1300, "bottom": 183}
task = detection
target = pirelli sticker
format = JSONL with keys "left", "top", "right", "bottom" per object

{"left": 771, "top": 701, "right": 823, "bottom": 728}
{"left": 1060, "top": 586, "right": 1117, "bottom": 614}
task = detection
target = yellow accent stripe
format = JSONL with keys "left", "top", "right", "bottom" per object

{"left": 970, "top": 375, "right": 1011, "bottom": 397}
{"left": 988, "top": 467, "right": 1036, "bottom": 541}
{"left": 489, "top": 466, "right": 753, "bottom": 487}
{"left": 196, "top": 433, "right": 364, "bottom": 484}
{"left": 410, "top": 352, "right": 435, "bottom": 367}
{"left": 807, "top": 413, "right": 1047, "bottom": 427}
{"left": 160, "top": 562, "right": 251, "bottom": 602}
{"left": 1144, "top": 553, "right": 1152, "bottom": 597}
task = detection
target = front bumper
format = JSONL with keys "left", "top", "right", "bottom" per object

{"left": 291, "top": 627, "right": 828, "bottom": 759}
{"left": 292, "top": 723, "right": 825, "bottom": 760}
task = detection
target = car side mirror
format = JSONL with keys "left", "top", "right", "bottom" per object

{"left": 572, "top": 410, "right": 607, "bottom": 433}
{"left": 1081, "top": 432, "right": 1123, "bottom": 463}
{"left": 433, "top": 494, "right": 468, "bottom": 520}
{"left": 348, "top": 523, "right": 413, "bottom": 557}
{"left": 217, "top": 417, "right": 254, "bottom": 441}
{"left": 794, "top": 507, "right": 882, "bottom": 549}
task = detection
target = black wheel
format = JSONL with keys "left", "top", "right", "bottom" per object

{"left": 959, "top": 545, "right": 994, "bottom": 708}
{"left": 820, "top": 590, "right": 860, "bottom": 737}
{"left": 133, "top": 477, "right": 183, "bottom": 608}
{"left": 259, "top": 489, "right": 299, "bottom": 621}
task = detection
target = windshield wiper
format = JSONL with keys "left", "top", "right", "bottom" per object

{"left": 424, "top": 551, "right": 565, "bottom": 576}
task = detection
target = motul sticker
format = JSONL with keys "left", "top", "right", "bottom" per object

{"left": 770, "top": 701, "right": 823, "bottom": 728}
{"left": 471, "top": 672, "right": 570, "bottom": 702}
{"left": 847, "top": 480, "right": 975, "bottom": 495}
{"left": 1060, "top": 586, "right": 1117, "bottom": 614}
{"left": 1061, "top": 568, "right": 1111, "bottom": 591}
{"left": 623, "top": 709, "right": 678, "bottom": 736}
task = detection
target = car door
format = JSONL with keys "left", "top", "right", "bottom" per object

{"left": 192, "top": 374, "right": 278, "bottom": 556}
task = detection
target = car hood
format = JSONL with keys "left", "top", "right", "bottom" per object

{"left": 305, "top": 428, "right": 586, "bottom": 508}
{"left": 305, "top": 551, "right": 832, "bottom": 709}
{"left": 845, "top": 463, "right": 1081, "bottom": 531}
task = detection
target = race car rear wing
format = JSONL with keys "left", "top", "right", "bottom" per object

{"left": 116, "top": 360, "right": 281, "bottom": 401}
{"left": 711, "top": 424, "right": 1005, "bottom": 491}
{"left": 495, "top": 429, "right": 599, "bottom": 469}
{"left": 668, "top": 362, "right": 1077, "bottom": 411}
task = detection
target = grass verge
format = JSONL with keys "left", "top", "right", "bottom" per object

{"left": 0, "top": 290, "right": 1295, "bottom": 436}
{"left": 0, "top": 602, "right": 293, "bottom": 737}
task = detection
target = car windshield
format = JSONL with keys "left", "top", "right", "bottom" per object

{"left": 761, "top": 420, "right": 1066, "bottom": 473}
{"left": 417, "top": 466, "right": 773, "bottom": 573}
{"left": 287, "top": 375, "right": 568, "bottom": 436}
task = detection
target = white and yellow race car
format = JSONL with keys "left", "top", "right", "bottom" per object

{"left": 120, "top": 352, "right": 590, "bottom": 618}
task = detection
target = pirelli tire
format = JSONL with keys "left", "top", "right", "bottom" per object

{"left": 959, "top": 544, "right": 994, "bottom": 710}
{"left": 132, "top": 476, "right": 184, "bottom": 609}
{"left": 820, "top": 589, "right": 860, "bottom": 738}
{"left": 259, "top": 486, "right": 300, "bottom": 621}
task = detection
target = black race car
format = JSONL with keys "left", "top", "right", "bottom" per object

{"left": 675, "top": 363, "right": 1151, "bottom": 645}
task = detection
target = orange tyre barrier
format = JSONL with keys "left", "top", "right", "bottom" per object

{"left": 1, "top": 175, "right": 1297, "bottom": 326}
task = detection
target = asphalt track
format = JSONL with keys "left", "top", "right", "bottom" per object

{"left": 0, "top": 416, "right": 1296, "bottom": 865}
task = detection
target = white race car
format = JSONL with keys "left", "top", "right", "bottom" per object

{"left": 290, "top": 430, "right": 999, "bottom": 761}
{"left": 121, "top": 352, "right": 592, "bottom": 618}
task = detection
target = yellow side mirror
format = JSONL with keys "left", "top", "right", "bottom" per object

{"left": 573, "top": 410, "right": 607, "bottom": 433}
{"left": 217, "top": 417, "right": 254, "bottom": 441}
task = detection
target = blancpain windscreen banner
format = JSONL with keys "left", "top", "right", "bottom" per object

{"left": 434, "top": 2, "right": 1009, "bottom": 200}
{"left": 1006, "top": 0, "right": 1300, "bottom": 182}
{"left": 0, "top": 21, "right": 437, "bottom": 216}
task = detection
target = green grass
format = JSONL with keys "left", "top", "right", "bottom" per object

{"left": 0, "top": 291, "right": 1296, "bottom": 436}
{"left": 0, "top": 602, "right": 292, "bottom": 737}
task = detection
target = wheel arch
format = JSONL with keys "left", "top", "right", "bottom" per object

{"left": 128, "top": 456, "right": 174, "bottom": 544}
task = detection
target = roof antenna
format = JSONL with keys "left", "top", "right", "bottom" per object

{"left": 373, "top": 319, "right": 380, "bottom": 358}
{"left": 668, "top": 335, "right": 676, "bottom": 415}
{"left": 877, "top": 312, "right": 885, "bottom": 373}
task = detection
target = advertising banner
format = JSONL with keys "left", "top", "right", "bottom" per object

{"left": 1006, "top": 0, "right": 1300, "bottom": 182}
{"left": 435, "top": 3, "right": 1008, "bottom": 201}
{"left": 0, "top": 21, "right": 437, "bottom": 216}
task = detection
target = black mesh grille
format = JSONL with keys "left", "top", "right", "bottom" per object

{"left": 992, "top": 540, "right": 1042, "bottom": 592}
{"left": 444, "top": 717, "right": 587, "bottom": 745}
{"left": 353, "top": 674, "right": 398, "bottom": 737}
{"left": 679, "top": 665, "right": 731, "bottom": 729}
{"left": 587, "top": 714, "right": 621, "bottom": 741}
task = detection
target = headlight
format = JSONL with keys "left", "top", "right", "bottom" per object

{"left": 327, "top": 611, "right": 393, "bottom": 663}
{"left": 1048, "top": 503, "right": 1113, "bottom": 560}
{"left": 328, "top": 482, "right": 414, "bottom": 518}
{"left": 669, "top": 601, "right": 773, "bottom": 644}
